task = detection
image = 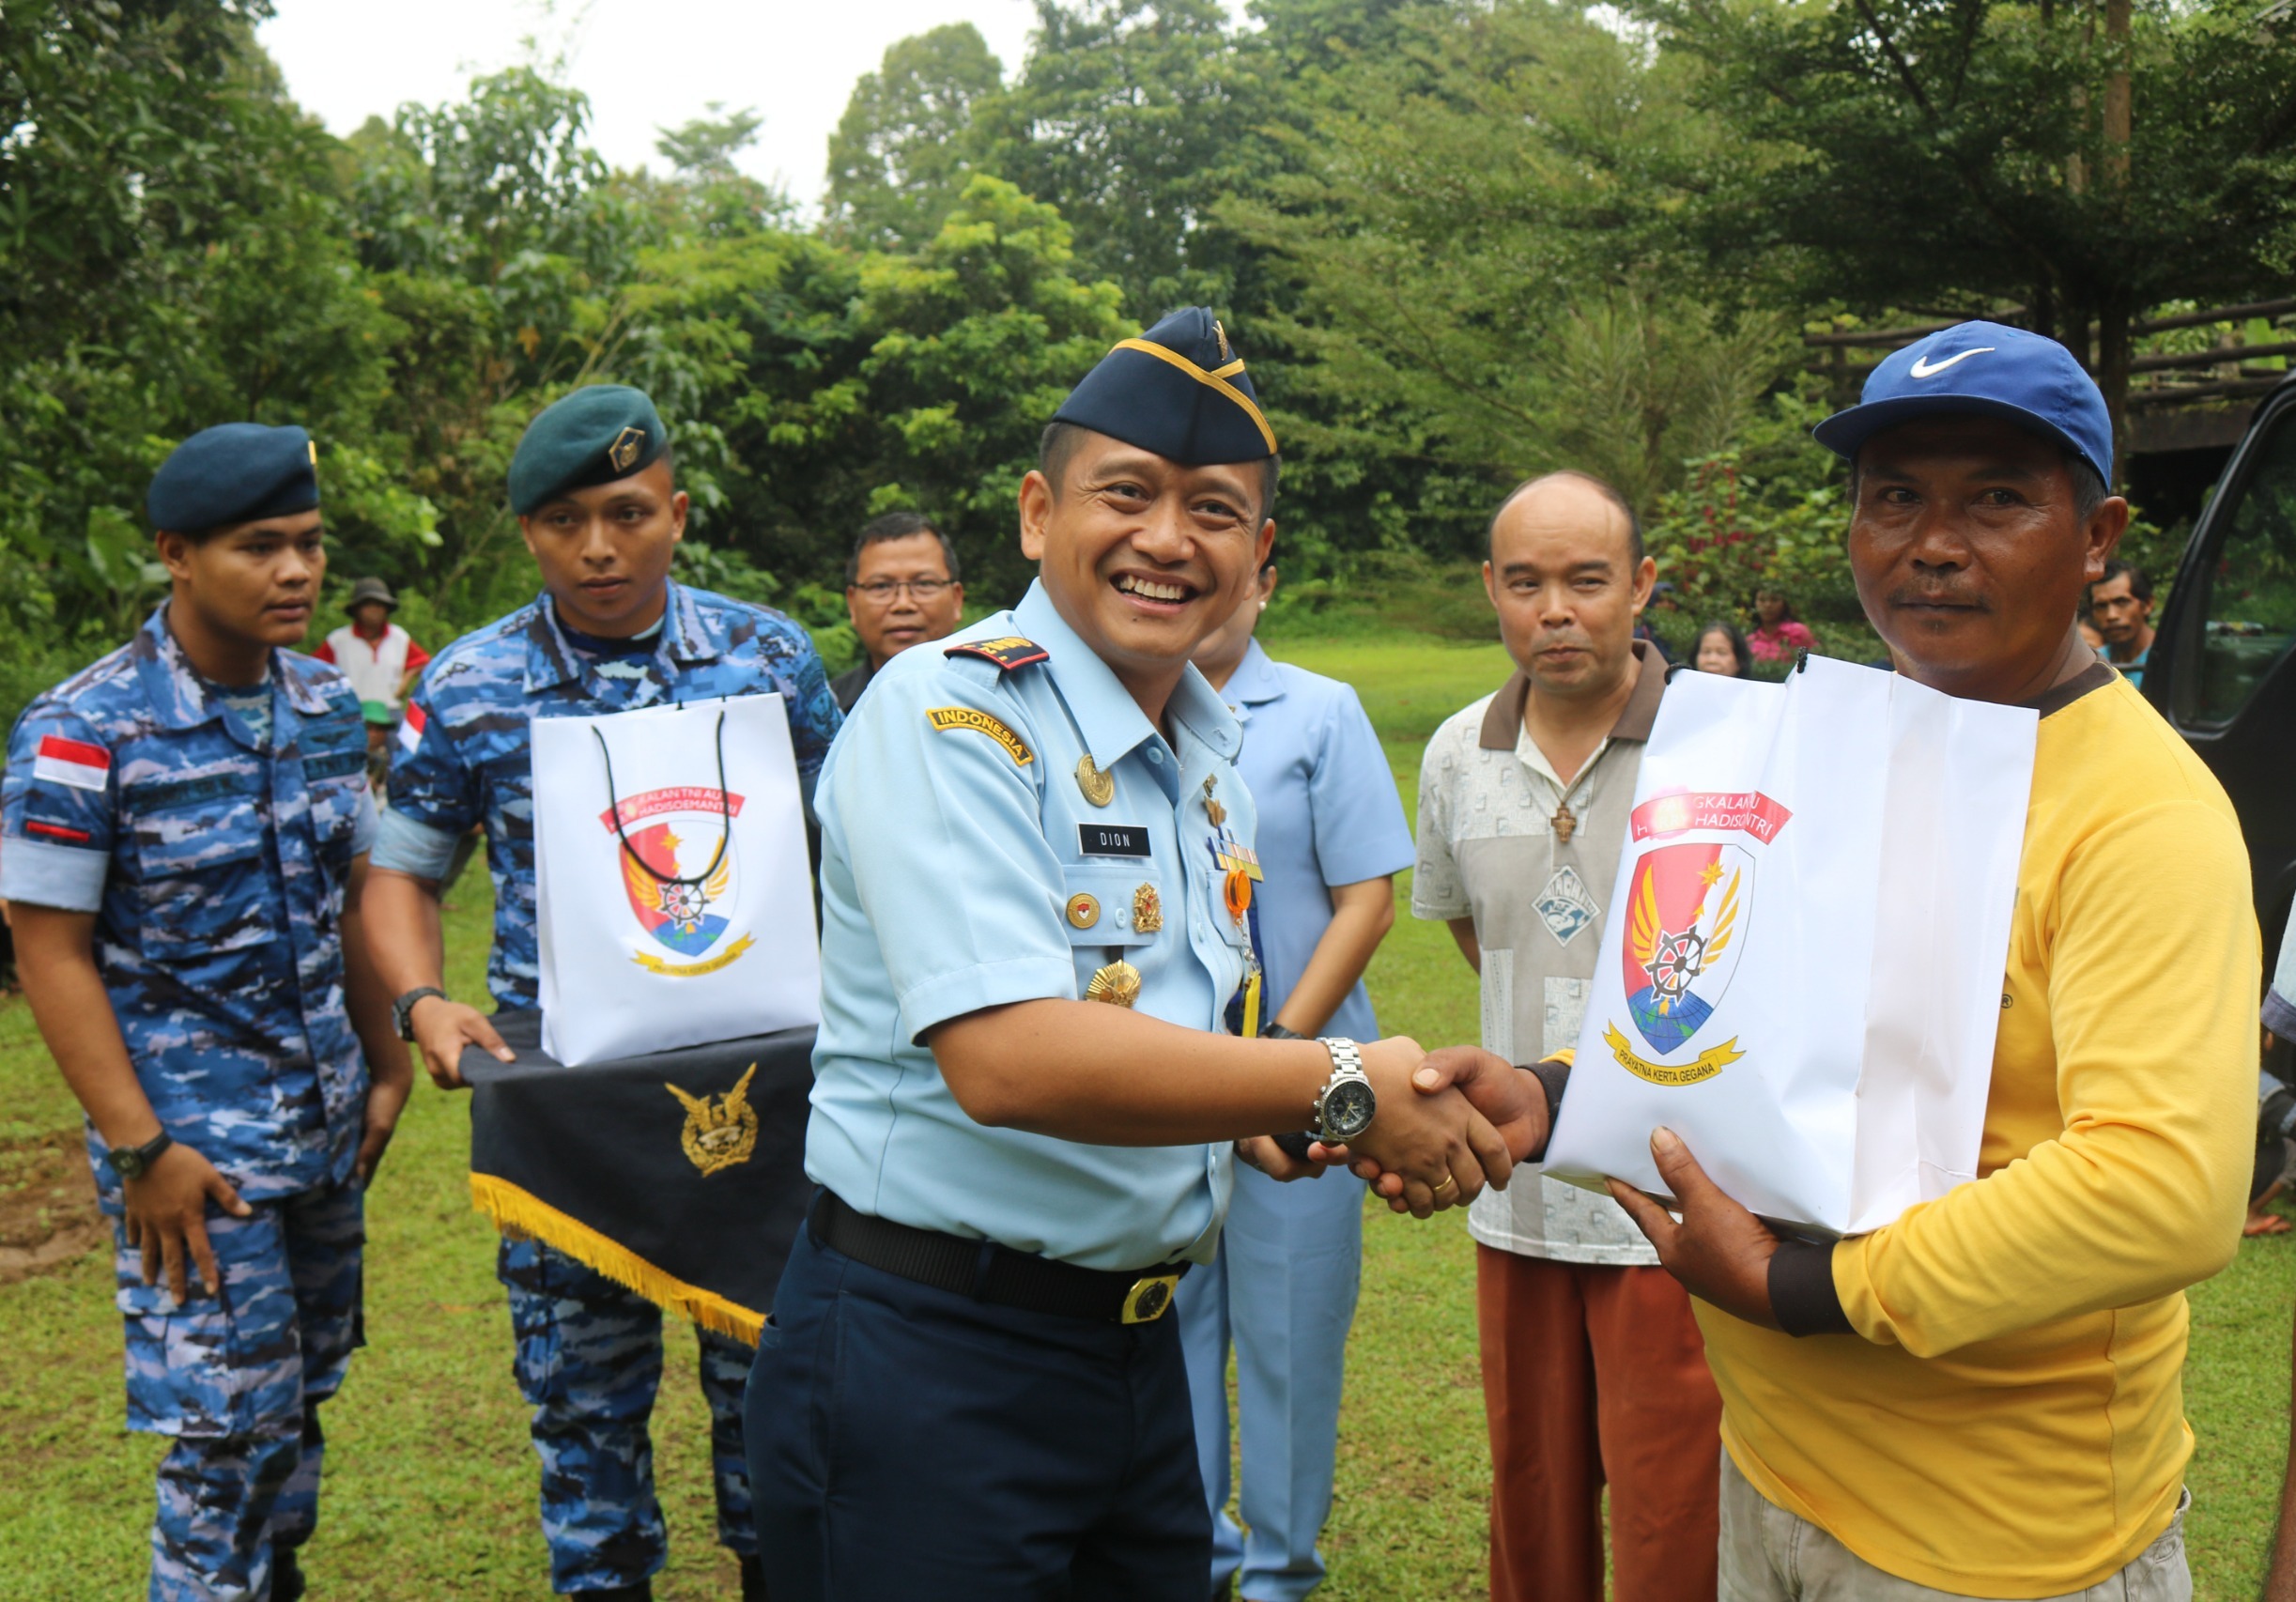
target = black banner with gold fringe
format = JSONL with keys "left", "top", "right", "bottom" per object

{"left": 461, "top": 1010, "right": 815, "bottom": 1344}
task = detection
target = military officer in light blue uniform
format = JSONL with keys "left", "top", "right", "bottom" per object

{"left": 1178, "top": 562, "right": 1416, "bottom": 1602}
{"left": 746, "top": 308, "right": 1517, "bottom": 1602}
{"left": 2, "top": 424, "right": 413, "bottom": 1602}
{"left": 362, "top": 386, "right": 840, "bottom": 1602}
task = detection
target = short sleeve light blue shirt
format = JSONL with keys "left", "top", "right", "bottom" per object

{"left": 806, "top": 580, "right": 1258, "bottom": 1271}
{"left": 1220, "top": 639, "right": 1414, "bottom": 1040}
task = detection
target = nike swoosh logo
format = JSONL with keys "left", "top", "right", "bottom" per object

{"left": 1908, "top": 347, "right": 1994, "bottom": 378}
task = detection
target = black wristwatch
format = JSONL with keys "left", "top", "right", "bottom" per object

{"left": 108, "top": 1130, "right": 174, "bottom": 1182}
{"left": 393, "top": 987, "right": 449, "bottom": 1042}
{"left": 1259, "top": 1021, "right": 1305, "bottom": 1041}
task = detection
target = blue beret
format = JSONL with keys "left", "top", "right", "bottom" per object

{"left": 1053, "top": 307, "right": 1277, "bottom": 466}
{"left": 509, "top": 385, "right": 671, "bottom": 516}
{"left": 146, "top": 424, "right": 319, "bottom": 535}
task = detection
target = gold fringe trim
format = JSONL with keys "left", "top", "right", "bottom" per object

{"left": 469, "top": 1172, "right": 763, "bottom": 1345}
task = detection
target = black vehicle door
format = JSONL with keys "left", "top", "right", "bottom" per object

{"left": 2150, "top": 378, "right": 2296, "bottom": 938}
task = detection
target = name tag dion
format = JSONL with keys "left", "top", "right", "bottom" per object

{"left": 1078, "top": 824, "right": 1152, "bottom": 858}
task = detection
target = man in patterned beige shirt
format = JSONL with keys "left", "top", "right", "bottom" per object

{"left": 1412, "top": 470, "right": 1721, "bottom": 1602}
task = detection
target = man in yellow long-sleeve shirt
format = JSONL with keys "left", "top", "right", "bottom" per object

{"left": 1361, "top": 322, "right": 2257, "bottom": 1598}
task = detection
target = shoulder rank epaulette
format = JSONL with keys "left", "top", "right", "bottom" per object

{"left": 944, "top": 636, "right": 1049, "bottom": 671}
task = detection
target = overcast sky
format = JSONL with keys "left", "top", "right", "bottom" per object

{"left": 257, "top": 0, "right": 1044, "bottom": 206}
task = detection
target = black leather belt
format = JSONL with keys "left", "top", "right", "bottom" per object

{"left": 810, "top": 1189, "right": 1188, "bottom": 1324}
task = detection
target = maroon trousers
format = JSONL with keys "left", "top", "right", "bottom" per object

{"left": 1476, "top": 1246, "right": 1723, "bottom": 1602}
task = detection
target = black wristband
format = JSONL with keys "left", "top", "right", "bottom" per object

{"left": 1259, "top": 1022, "right": 1306, "bottom": 1041}
{"left": 1518, "top": 1056, "right": 1572, "bottom": 1163}
{"left": 1767, "top": 1240, "right": 1854, "bottom": 1337}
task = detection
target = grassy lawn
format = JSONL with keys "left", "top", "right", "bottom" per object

{"left": 0, "top": 630, "right": 2288, "bottom": 1597}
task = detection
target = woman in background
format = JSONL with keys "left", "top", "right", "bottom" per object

{"left": 1691, "top": 621, "right": 1751, "bottom": 677}
{"left": 1748, "top": 587, "right": 1816, "bottom": 664}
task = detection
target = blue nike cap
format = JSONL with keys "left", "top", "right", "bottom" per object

{"left": 1811, "top": 320, "right": 2114, "bottom": 485}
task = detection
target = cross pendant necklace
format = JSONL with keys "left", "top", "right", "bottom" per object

{"left": 1551, "top": 799, "right": 1578, "bottom": 844}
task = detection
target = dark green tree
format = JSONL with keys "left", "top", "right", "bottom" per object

{"left": 824, "top": 23, "right": 1007, "bottom": 252}
{"left": 983, "top": 0, "right": 1264, "bottom": 318}
{"left": 1638, "top": 0, "right": 2296, "bottom": 464}
{"left": 1225, "top": 0, "right": 1788, "bottom": 522}
{"left": 0, "top": 0, "right": 419, "bottom": 662}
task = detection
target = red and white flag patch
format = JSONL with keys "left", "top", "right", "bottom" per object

{"left": 33, "top": 735, "right": 111, "bottom": 793}
{"left": 398, "top": 701, "right": 426, "bottom": 756}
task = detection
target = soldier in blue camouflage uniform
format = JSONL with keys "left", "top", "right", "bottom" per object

{"left": 2, "top": 424, "right": 413, "bottom": 1602}
{"left": 364, "top": 385, "right": 840, "bottom": 1600}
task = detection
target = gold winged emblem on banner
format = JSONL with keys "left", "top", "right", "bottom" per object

{"left": 666, "top": 1063, "right": 759, "bottom": 1176}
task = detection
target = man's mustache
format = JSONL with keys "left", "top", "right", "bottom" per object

{"left": 1886, "top": 586, "right": 1991, "bottom": 611}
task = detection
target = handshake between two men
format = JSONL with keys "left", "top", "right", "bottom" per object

{"left": 1246, "top": 1041, "right": 1785, "bottom": 1333}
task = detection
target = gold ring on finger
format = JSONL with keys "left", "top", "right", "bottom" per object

{"left": 1433, "top": 1174, "right": 1457, "bottom": 1194}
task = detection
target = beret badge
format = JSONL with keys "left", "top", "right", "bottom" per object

{"left": 507, "top": 384, "right": 669, "bottom": 514}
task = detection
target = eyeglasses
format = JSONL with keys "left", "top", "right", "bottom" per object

{"left": 852, "top": 578, "right": 955, "bottom": 602}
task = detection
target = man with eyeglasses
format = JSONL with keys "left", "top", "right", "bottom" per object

{"left": 833, "top": 511, "right": 967, "bottom": 711}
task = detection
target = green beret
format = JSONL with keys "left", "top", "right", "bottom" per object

{"left": 146, "top": 424, "right": 319, "bottom": 535}
{"left": 1053, "top": 307, "right": 1276, "bottom": 465}
{"left": 508, "top": 385, "right": 671, "bottom": 516}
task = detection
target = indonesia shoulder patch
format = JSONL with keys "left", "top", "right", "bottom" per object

{"left": 944, "top": 636, "right": 1049, "bottom": 672}
{"left": 926, "top": 706, "right": 1034, "bottom": 766}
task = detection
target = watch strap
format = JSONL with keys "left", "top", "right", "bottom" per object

{"left": 393, "top": 986, "right": 448, "bottom": 1042}
{"left": 109, "top": 1129, "right": 173, "bottom": 1178}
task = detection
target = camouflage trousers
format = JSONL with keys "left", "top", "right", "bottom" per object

{"left": 113, "top": 1180, "right": 364, "bottom": 1602}
{"left": 498, "top": 1237, "right": 757, "bottom": 1593}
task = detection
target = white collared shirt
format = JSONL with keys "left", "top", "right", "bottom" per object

{"left": 1413, "top": 649, "right": 1668, "bottom": 1266}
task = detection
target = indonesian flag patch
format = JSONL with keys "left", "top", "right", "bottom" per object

{"left": 32, "top": 735, "right": 110, "bottom": 792}
{"left": 398, "top": 701, "right": 426, "bottom": 756}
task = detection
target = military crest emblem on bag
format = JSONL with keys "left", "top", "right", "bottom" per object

{"left": 1623, "top": 842, "right": 1750, "bottom": 1054}
{"left": 666, "top": 1063, "right": 759, "bottom": 1176}
{"left": 1600, "top": 791, "right": 1793, "bottom": 1086}
{"left": 602, "top": 785, "right": 758, "bottom": 978}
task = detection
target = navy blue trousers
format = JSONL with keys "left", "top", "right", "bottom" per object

{"left": 746, "top": 1224, "right": 1211, "bottom": 1600}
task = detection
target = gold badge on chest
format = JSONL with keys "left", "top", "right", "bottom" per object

{"left": 1133, "top": 884, "right": 1163, "bottom": 934}
{"left": 1075, "top": 754, "right": 1116, "bottom": 808}
{"left": 1086, "top": 959, "right": 1142, "bottom": 1008}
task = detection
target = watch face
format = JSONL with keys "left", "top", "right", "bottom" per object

{"left": 112, "top": 1149, "right": 147, "bottom": 1180}
{"left": 1324, "top": 1078, "right": 1377, "bottom": 1140}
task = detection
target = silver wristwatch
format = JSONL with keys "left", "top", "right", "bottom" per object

{"left": 1311, "top": 1038, "right": 1377, "bottom": 1143}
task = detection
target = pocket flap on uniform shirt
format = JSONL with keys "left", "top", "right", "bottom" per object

{"left": 1057, "top": 863, "right": 1166, "bottom": 947}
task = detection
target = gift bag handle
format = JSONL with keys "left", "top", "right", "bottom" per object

{"left": 593, "top": 710, "right": 732, "bottom": 888}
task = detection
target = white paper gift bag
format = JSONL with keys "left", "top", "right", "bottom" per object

{"left": 532, "top": 694, "right": 821, "bottom": 1066}
{"left": 1541, "top": 655, "right": 2037, "bottom": 1237}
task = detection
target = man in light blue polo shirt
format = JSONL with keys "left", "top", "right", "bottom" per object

{"left": 745, "top": 308, "right": 1518, "bottom": 1601}
{"left": 1178, "top": 558, "right": 1414, "bottom": 1601}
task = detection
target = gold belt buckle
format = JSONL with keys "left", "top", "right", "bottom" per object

{"left": 1120, "top": 1272, "right": 1180, "bottom": 1324}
